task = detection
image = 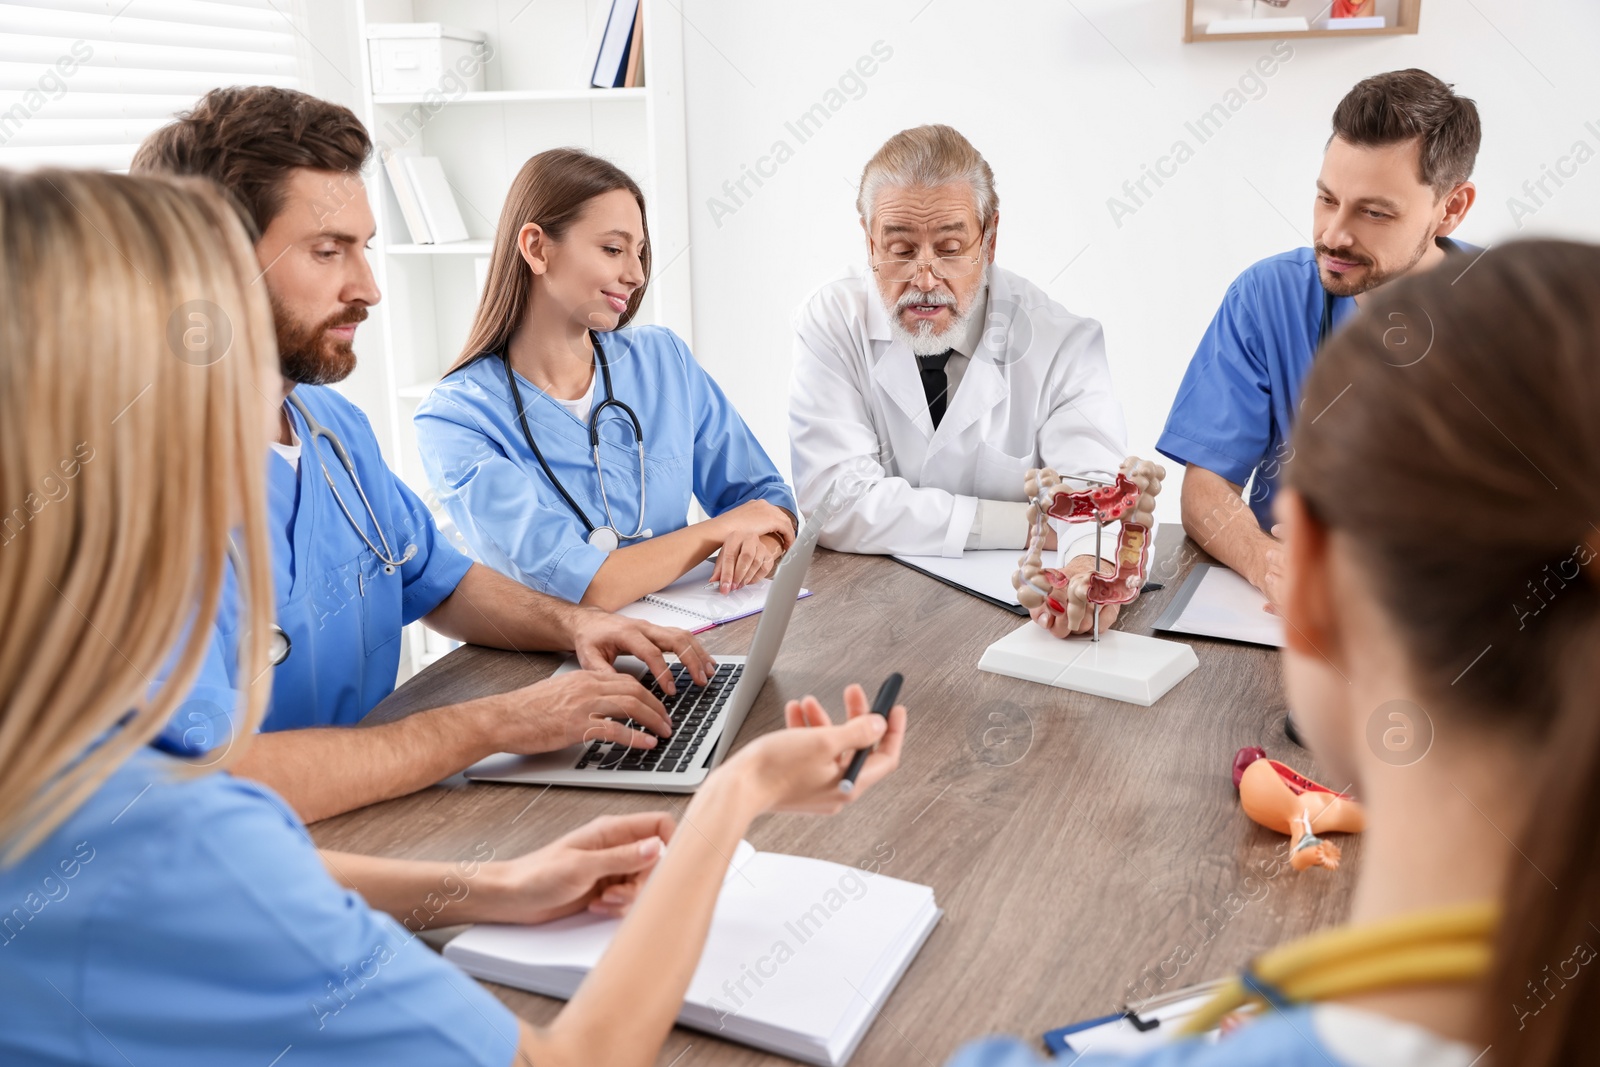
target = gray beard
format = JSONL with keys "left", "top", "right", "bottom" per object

{"left": 884, "top": 269, "right": 988, "bottom": 355}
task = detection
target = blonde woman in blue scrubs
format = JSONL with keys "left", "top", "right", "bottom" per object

{"left": 0, "top": 170, "right": 904, "bottom": 1066}
{"left": 416, "top": 149, "right": 798, "bottom": 611}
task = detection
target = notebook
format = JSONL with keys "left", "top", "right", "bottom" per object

{"left": 1152, "top": 563, "right": 1286, "bottom": 648}
{"left": 617, "top": 559, "right": 811, "bottom": 634}
{"left": 444, "top": 841, "right": 942, "bottom": 1067}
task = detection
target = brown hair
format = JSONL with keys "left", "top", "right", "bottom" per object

{"left": 0, "top": 170, "right": 276, "bottom": 862}
{"left": 449, "top": 148, "right": 650, "bottom": 372}
{"left": 130, "top": 85, "right": 371, "bottom": 240}
{"left": 1288, "top": 240, "right": 1600, "bottom": 1064}
{"left": 1330, "top": 69, "right": 1480, "bottom": 195}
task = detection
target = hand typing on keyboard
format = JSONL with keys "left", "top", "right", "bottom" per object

{"left": 472, "top": 669, "right": 674, "bottom": 757}
{"left": 570, "top": 612, "right": 718, "bottom": 694}
{"left": 574, "top": 662, "right": 742, "bottom": 775}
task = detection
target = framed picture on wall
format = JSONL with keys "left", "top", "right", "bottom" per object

{"left": 1184, "top": 0, "right": 1422, "bottom": 41}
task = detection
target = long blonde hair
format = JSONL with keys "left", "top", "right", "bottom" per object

{"left": 448, "top": 148, "right": 651, "bottom": 374}
{"left": 0, "top": 170, "right": 276, "bottom": 862}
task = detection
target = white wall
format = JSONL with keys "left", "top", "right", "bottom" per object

{"left": 678, "top": 0, "right": 1600, "bottom": 504}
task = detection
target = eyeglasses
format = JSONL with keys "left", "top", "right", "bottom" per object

{"left": 870, "top": 231, "right": 988, "bottom": 283}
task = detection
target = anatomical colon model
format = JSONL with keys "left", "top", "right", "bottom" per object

{"left": 1011, "top": 457, "right": 1166, "bottom": 638}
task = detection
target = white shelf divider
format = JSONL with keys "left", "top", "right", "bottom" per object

{"left": 373, "top": 87, "right": 647, "bottom": 105}
{"left": 387, "top": 240, "right": 494, "bottom": 256}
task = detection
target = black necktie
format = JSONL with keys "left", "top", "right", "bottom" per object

{"left": 916, "top": 350, "right": 953, "bottom": 429}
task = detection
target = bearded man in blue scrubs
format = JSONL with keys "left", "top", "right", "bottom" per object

{"left": 132, "top": 87, "right": 715, "bottom": 823}
{"left": 1158, "top": 69, "right": 1480, "bottom": 605}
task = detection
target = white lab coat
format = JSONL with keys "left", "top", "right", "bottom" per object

{"left": 789, "top": 265, "right": 1128, "bottom": 556}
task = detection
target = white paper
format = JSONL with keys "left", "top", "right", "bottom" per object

{"left": 1056, "top": 992, "right": 1220, "bottom": 1054}
{"left": 1162, "top": 565, "right": 1285, "bottom": 648}
{"left": 892, "top": 549, "right": 1025, "bottom": 607}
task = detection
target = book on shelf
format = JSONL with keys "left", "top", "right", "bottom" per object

{"left": 382, "top": 153, "right": 433, "bottom": 244}
{"left": 591, "top": 0, "right": 642, "bottom": 88}
{"left": 622, "top": 0, "right": 645, "bottom": 88}
{"left": 402, "top": 156, "right": 470, "bottom": 244}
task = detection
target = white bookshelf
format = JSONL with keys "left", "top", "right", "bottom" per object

{"left": 385, "top": 241, "right": 494, "bottom": 255}
{"left": 373, "top": 87, "right": 648, "bottom": 105}
{"left": 349, "top": 0, "right": 694, "bottom": 672}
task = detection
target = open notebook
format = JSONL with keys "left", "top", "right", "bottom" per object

{"left": 617, "top": 559, "right": 811, "bottom": 634}
{"left": 444, "top": 841, "right": 941, "bottom": 1067}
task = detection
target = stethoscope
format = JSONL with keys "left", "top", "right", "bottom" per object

{"left": 225, "top": 539, "right": 292, "bottom": 668}
{"left": 286, "top": 392, "right": 418, "bottom": 576}
{"left": 500, "top": 331, "right": 650, "bottom": 554}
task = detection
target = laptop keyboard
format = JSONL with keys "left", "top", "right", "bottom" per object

{"left": 573, "top": 662, "right": 741, "bottom": 774}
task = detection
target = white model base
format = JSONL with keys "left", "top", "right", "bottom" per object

{"left": 978, "top": 624, "right": 1199, "bottom": 707}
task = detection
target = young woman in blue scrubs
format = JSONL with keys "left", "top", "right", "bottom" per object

{"left": 0, "top": 170, "right": 905, "bottom": 1066}
{"left": 951, "top": 245, "right": 1600, "bottom": 1065}
{"left": 415, "top": 149, "right": 798, "bottom": 611}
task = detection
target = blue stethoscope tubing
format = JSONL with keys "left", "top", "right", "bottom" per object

{"left": 286, "top": 392, "right": 418, "bottom": 576}
{"left": 501, "top": 331, "right": 649, "bottom": 554}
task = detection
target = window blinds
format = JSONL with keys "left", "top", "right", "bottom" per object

{"left": 0, "top": 0, "right": 303, "bottom": 171}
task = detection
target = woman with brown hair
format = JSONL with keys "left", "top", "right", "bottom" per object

{"left": 951, "top": 239, "right": 1600, "bottom": 1066}
{"left": 0, "top": 169, "right": 905, "bottom": 1066}
{"left": 415, "top": 148, "right": 798, "bottom": 611}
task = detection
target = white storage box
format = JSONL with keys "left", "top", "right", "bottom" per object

{"left": 366, "top": 23, "right": 488, "bottom": 96}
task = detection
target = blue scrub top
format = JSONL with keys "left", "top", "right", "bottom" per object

{"left": 946, "top": 1007, "right": 1346, "bottom": 1065}
{"left": 157, "top": 384, "right": 473, "bottom": 755}
{"left": 1156, "top": 241, "right": 1469, "bottom": 528}
{"left": 1, "top": 723, "right": 518, "bottom": 1064}
{"left": 414, "top": 325, "right": 796, "bottom": 604}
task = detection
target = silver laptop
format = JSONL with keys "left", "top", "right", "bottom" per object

{"left": 465, "top": 514, "right": 823, "bottom": 793}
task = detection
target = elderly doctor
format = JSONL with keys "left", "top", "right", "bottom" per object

{"left": 789, "top": 124, "right": 1161, "bottom": 633}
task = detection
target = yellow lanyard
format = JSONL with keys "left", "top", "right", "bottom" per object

{"left": 1181, "top": 900, "right": 1498, "bottom": 1035}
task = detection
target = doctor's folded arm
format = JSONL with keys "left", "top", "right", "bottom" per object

{"left": 416, "top": 148, "right": 798, "bottom": 614}
{"left": 789, "top": 125, "right": 1138, "bottom": 631}
{"left": 131, "top": 88, "right": 716, "bottom": 828}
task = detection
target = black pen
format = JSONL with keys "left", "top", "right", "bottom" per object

{"left": 838, "top": 673, "right": 902, "bottom": 794}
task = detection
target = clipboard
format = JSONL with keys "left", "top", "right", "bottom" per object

{"left": 1043, "top": 979, "right": 1226, "bottom": 1055}
{"left": 1152, "top": 563, "right": 1286, "bottom": 649}
{"left": 890, "top": 552, "right": 1029, "bottom": 616}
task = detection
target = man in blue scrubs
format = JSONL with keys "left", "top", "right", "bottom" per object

{"left": 1158, "top": 69, "right": 1480, "bottom": 604}
{"left": 133, "top": 87, "right": 714, "bottom": 823}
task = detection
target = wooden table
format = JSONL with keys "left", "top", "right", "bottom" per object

{"left": 313, "top": 524, "right": 1360, "bottom": 1065}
